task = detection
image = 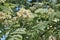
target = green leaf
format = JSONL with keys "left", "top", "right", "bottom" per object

{"left": 32, "top": 21, "right": 49, "bottom": 31}
{"left": 6, "top": 35, "right": 22, "bottom": 40}
{"left": 10, "top": 28, "right": 26, "bottom": 34}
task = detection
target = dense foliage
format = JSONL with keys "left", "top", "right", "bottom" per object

{"left": 0, "top": 0, "right": 60, "bottom": 40}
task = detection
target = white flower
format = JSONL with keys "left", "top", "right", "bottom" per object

{"left": 26, "top": 37, "right": 29, "bottom": 39}
{"left": 48, "top": 35, "right": 56, "bottom": 40}
{"left": 0, "top": 30, "right": 2, "bottom": 33}
{"left": 53, "top": 18, "right": 59, "bottom": 22}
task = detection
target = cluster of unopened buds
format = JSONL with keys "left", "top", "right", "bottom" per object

{"left": 0, "top": 12, "right": 12, "bottom": 22}
{"left": 48, "top": 8, "right": 55, "bottom": 15}
{"left": 0, "top": 12, "right": 6, "bottom": 22}
{"left": 17, "top": 8, "right": 34, "bottom": 19}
